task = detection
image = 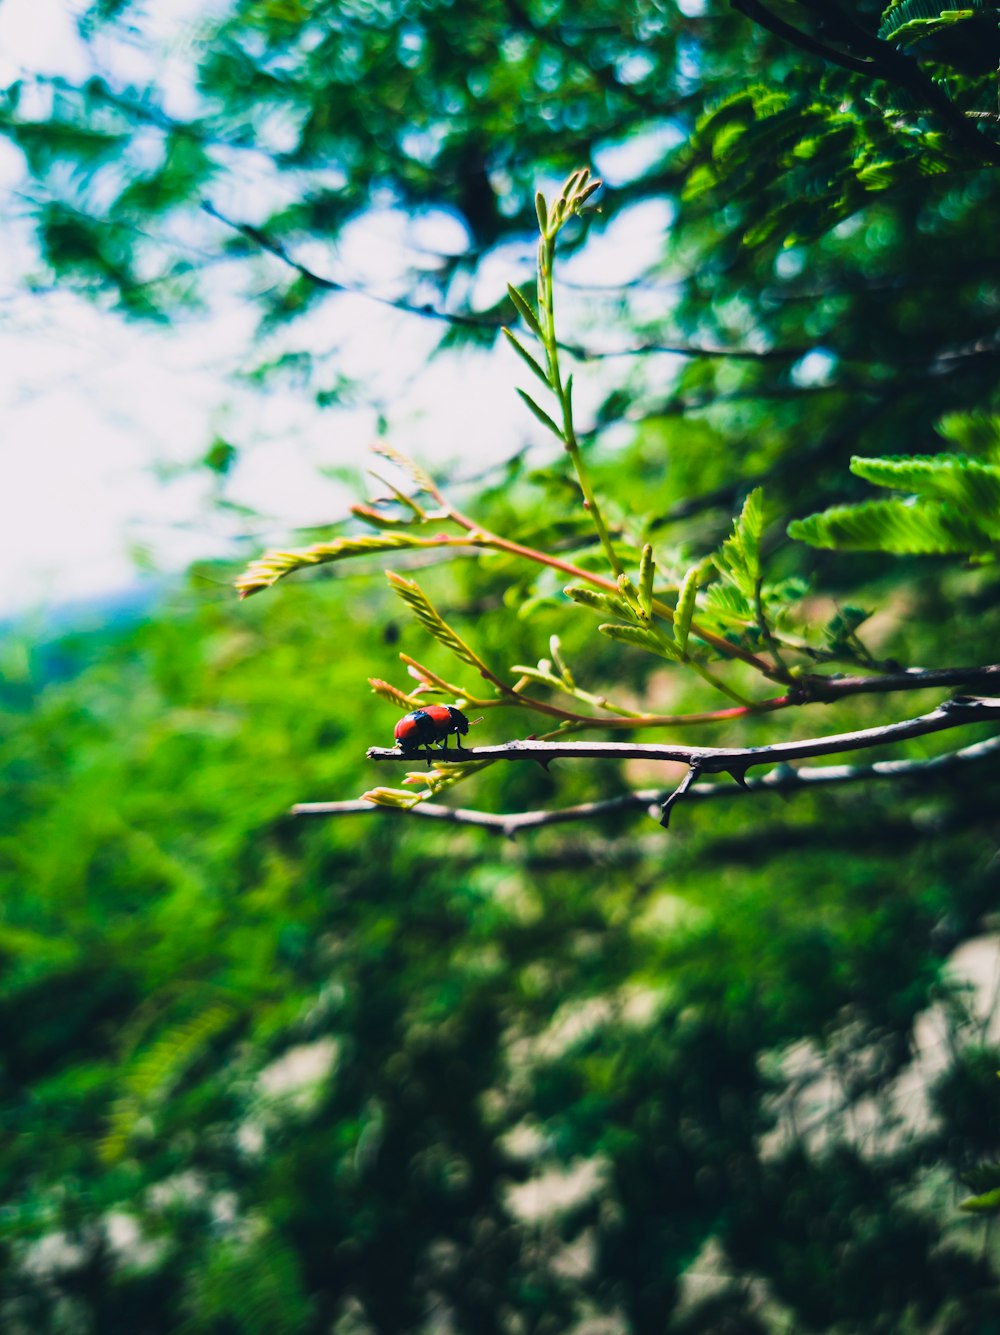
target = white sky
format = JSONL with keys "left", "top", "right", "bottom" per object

{"left": 0, "top": 0, "right": 675, "bottom": 619}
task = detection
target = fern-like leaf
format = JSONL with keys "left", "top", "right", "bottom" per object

{"left": 701, "top": 583, "right": 756, "bottom": 626}
{"left": 564, "top": 584, "right": 634, "bottom": 619}
{"left": 103, "top": 1003, "right": 234, "bottom": 1160}
{"left": 617, "top": 572, "right": 648, "bottom": 621}
{"left": 236, "top": 534, "right": 428, "bottom": 598}
{"left": 385, "top": 572, "right": 491, "bottom": 673}
{"left": 936, "top": 412, "right": 1000, "bottom": 456}
{"left": 788, "top": 497, "right": 993, "bottom": 553}
{"left": 362, "top": 787, "right": 424, "bottom": 809}
{"left": 850, "top": 454, "right": 1000, "bottom": 524}
{"left": 715, "top": 488, "right": 765, "bottom": 598}
{"left": 599, "top": 623, "right": 684, "bottom": 661}
{"left": 370, "top": 442, "right": 437, "bottom": 493}
{"left": 879, "top": 0, "right": 976, "bottom": 46}
{"left": 674, "top": 562, "right": 705, "bottom": 654}
{"left": 368, "top": 678, "right": 422, "bottom": 710}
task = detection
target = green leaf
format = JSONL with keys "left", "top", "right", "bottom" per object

{"left": 385, "top": 572, "right": 491, "bottom": 673}
{"left": 674, "top": 562, "right": 704, "bottom": 653}
{"left": 879, "top": 0, "right": 976, "bottom": 47}
{"left": 715, "top": 487, "right": 765, "bottom": 597}
{"left": 850, "top": 454, "right": 1000, "bottom": 523}
{"left": 960, "top": 1187, "right": 1000, "bottom": 1215}
{"left": 563, "top": 585, "right": 632, "bottom": 618}
{"left": 787, "top": 498, "right": 993, "bottom": 553}
{"left": 103, "top": 1002, "right": 234, "bottom": 1160}
{"left": 236, "top": 533, "right": 429, "bottom": 597}
{"left": 503, "top": 327, "right": 549, "bottom": 386}
{"left": 638, "top": 545, "right": 655, "bottom": 620}
{"left": 516, "top": 388, "right": 563, "bottom": 439}
{"left": 702, "top": 583, "right": 756, "bottom": 626}
{"left": 617, "top": 573, "right": 647, "bottom": 621}
{"left": 507, "top": 283, "right": 543, "bottom": 338}
{"left": 599, "top": 623, "right": 684, "bottom": 661}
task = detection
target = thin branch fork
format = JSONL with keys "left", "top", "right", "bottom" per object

{"left": 295, "top": 732, "right": 1000, "bottom": 837}
{"left": 366, "top": 696, "right": 1000, "bottom": 828}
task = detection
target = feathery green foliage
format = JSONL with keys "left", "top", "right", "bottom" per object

{"left": 789, "top": 453, "right": 1000, "bottom": 555}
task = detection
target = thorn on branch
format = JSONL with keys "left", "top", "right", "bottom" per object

{"left": 660, "top": 761, "right": 704, "bottom": 829}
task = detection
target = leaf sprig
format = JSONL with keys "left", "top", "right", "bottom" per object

{"left": 233, "top": 172, "right": 1000, "bottom": 816}
{"left": 789, "top": 453, "right": 1000, "bottom": 557}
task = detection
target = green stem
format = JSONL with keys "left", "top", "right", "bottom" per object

{"left": 754, "top": 576, "right": 792, "bottom": 682}
{"left": 688, "top": 660, "right": 755, "bottom": 708}
{"left": 539, "top": 232, "right": 624, "bottom": 579}
{"left": 422, "top": 527, "right": 780, "bottom": 678}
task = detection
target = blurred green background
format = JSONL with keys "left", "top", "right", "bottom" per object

{"left": 4, "top": 0, "right": 1000, "bottom": 1331}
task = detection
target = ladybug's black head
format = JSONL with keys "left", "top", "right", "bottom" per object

{"left": 445, "top": 706, "right": 470, "bottom": 734}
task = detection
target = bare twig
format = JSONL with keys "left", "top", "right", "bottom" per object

{"left": 202, "top": 201, "right": 501, "bottom": 332}
{"left": 368, "top": 696, "right": 1000, "bottom": 826}
{"left": 293, "top": 731, "right": 1000, "bottom": 837}
{"left": 367, "top": 697, "right": 1000, "bottom": 771}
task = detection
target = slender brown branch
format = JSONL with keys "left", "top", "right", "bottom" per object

{"left": 795, "top": 665, "right": 1000, "bottom": 702}
{"left": 731, "top": 0, "right": 877, "bottom": 75}
{"left": 563, "top": 337, "right": 812, "bottom": 362}
{"left": 431, "top": 506, "right": 781, "bottom": 678}
{"left": 366, "top": 697, "right": 1000, "bottom": 772}
{"left": 400, "top": 656, "right": 794, "bottom": 728}
{"left": 205, "top": 203, "right": 1000, "bottom": 369}
{"left": 294, "top": 732, "right": 1000, "bottom": 836}
{"left": 202, "top": 201, "right": 502, "bottom": 331}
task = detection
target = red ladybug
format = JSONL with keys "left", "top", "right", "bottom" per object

{"left": 394, "top": 705, "right": 472, "bottom": 755}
